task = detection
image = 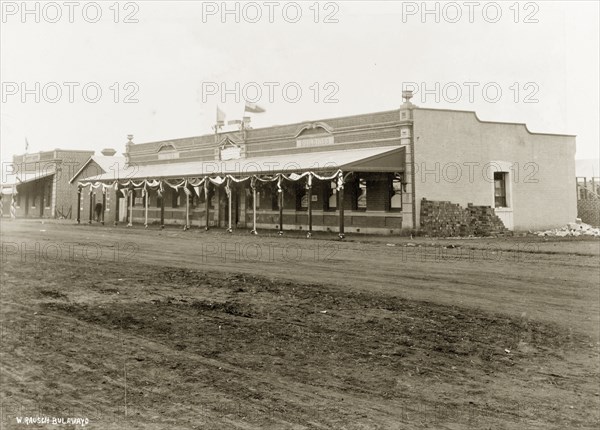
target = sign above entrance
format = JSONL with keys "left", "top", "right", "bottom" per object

{"left": 296, "top": 135, "right": 334, "bottom": 148}
{"left": 220, "top": 145, "right": 242, "bottom": 160}
{"left": 216, "top": 136, "right": 246, "bottom": 161}
{"left": 294, "top": 122, "right": 335, "bottom": 148}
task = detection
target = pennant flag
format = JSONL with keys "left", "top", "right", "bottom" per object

{"left": 193, "top": 186, "right": 201, "bottom": 197}
{"left": 216, "top": 106, "right": 226, "bottom": 126}
{"left": 183, "top": 187, "right": 192, "bottom": 197}
{"left": 244, "top": 101, "right": 265, "bottom": 113}
{"left": 25, "top": 138, "right": 29, "bottom": 153}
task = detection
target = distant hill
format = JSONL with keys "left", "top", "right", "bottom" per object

{"left": 576, "top": 159, "right": 600, "bottom": 177}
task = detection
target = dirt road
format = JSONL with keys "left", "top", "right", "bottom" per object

{"left": 1, "top": 220, "right": 599, "bottom": 429}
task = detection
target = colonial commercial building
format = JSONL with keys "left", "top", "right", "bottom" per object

{"left": 75, "top": 93, "right": 576, "bottom": 236}
{"left": 3, "top": 149, "right": 94, "bottom": 219}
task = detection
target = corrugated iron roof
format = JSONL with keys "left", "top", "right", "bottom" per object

{"left": 69, "top": 156, "right": 127, "bottom": 183}
{"left": 85, "top": 146, "right": 404, "bottom": 182}
{"left": 5, "top": 169, "right": 56, "bottom": 186}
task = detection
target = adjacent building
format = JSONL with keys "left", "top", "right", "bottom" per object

{"left": 4, "top": 149, "right": 94, "bottom": 219}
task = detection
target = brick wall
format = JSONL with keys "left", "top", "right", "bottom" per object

{"left": 54, "top": 151, "right": 94, "bottom": 219}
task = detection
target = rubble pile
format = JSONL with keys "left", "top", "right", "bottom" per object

{"left": 535, "top": 222, "right": 600, "bottom": 237}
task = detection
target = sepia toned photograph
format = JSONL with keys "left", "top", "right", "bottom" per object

{"left": 1, "top": 1, "right": 599, "bottom": 428}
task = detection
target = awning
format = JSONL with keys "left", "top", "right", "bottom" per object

{"left": 2, "top": 169, "right": 55, "bottom": 187}
{"left": 92, "top": 146, "right": 405, "bottom": 181}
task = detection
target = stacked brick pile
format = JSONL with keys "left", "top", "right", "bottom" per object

{"left": 419, "top": 200, "right": 470, "bottom": 237}
{"left": 466, "top": 203, "right": 508, "bottom": 236}
{"left": 420, "top": 199, "right": 507, "bottom": 237}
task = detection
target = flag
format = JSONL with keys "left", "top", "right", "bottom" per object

{"left": 183, "top": 187, "right": 192, "bottom": 197}
{"left": 25, "top": 138, "right": 29, "bottom": 153}
{"left": 228, "top": 119, "right": 242, "bottom": 126}
{"left": 244, "top": 101, "right": 265, "bottom": 113}
{"left": 216, "top": 106, "right": 226, "bottom": 126}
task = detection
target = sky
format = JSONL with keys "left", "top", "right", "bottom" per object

{"left": 1, "top": 1, "right": 599, "bottom": 177}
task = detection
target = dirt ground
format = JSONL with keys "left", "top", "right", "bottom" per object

{"left": 1, "top": 220, "right": 599, "bottom": 429}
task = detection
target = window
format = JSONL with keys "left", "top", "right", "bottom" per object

{"left": 390, "top": 174, "right": 403, "bottom": 211}
{"left": 326, "top": 181, "right": 337, "bottom": 210}
{"left": 134, "top": 191, "right": 144, "bottom": 207}
{"left": 494, "top": 172, "right": 507, "bottom": 207}
{"left": 45, "top": 183, "right": 52, "bottom": 208}
{"left": 300, "top": 193, "right": 309, "bottom": 209}
{"left": 356, "top": 178, "right": 367, "bottom": 210}
{"left": 297, "top": 183, "right": 307, "bottom": 211}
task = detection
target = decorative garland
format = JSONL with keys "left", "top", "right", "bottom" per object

{"left": 78, "top": 170, "right": 344, "bottom": 192}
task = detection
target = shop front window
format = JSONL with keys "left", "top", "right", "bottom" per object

{"left": 390, "top": 174, "right": 403, "bottom": 211}
{"left": 356, "top": 178, "right": 367, "bottom": 210}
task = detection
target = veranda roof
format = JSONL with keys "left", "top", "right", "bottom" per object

{"left": 86, "top": 146, "right": 405, "bottom": 182}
